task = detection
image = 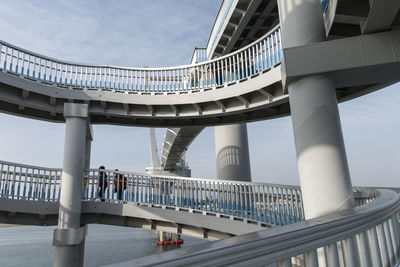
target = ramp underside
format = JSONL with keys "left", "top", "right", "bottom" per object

{"left": 0, "top": 198, "right": 266, "bottom": 241}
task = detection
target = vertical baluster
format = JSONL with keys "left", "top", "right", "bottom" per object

{"left": 194, "top": 181, "right": 198, "bottom": 209}
{"left": 272, "top": 187, "right": 279, "bottom": 225}
{"left": 10, "top": 165, "right": 17, "bottom": 199}
{"left": 355, "top": 231, "right": 372, "bottom": 266}
{"left": 228, "top": 56, "right": 233, "bottom": 83}
{"left": 239, "top": 184, "right": 243, "bottom": 218}
{"left": 3, "top": 46, "right": 9, "bottom": 71}
{"left": 163, "top": 178, "right": 166, "bottom": 205}
{"left": 250, "top": 185, "right": 257, "bottom": 220}
{"left": 367, "top": 227, "right": 383, "bottom": 266}
{"left": 198, "top": 181, "right": 202, "bottom": 210}
{"left": 9, "top": 48, "right": 14, "bottom": 72}
{"left": 166, "top": 70, "right": 173, "bottom": 94}
{"left": 251, "top": 45, "right": 256, "bottom": 75}
{"left": 260, "top": 185, "right": 266, "bottom": 224}
{"left": 342, "top": 237, "right": 359, "bottom": 267}
{"left": 235, "top": 54, "right": 240, "bottom": 80}
{"left": 230, "top": 183, "right": 235, "bottom": 216}
{"left": 231, "top": 55, "right": 237, "bottom": 82}
{"left": 194, "top": 66, "right": 200, "bottom": 90}
{"left": 376, "top": 223, "right": 390, "bottom": 266}
{"left": 191, "top": 180, "right": 195, "bottom": 209}
{"left": 16, "top": 166, "right": 22, "bottom": 200}
{"left": 245, "top": 49, "right": 250, "bottom": 78}
{"left": 389, "top": 218, "right": 400, "bottom": 261}
{"left": 265, "top": 186, "right": 271, "bottom": 224}
{"left": 275, "top": 187, "right": 282, "bottom": 225}
{"left": 282, "top": 187, "right": 289, "bottom": 225}
{"left": 278, "top": 28, "right": 283, "bottom": 61}
{"left": 234, "top": 184, "right": 239, "bottom": 216}
{"left": 2, "top": 165, "right": 10, "bottom": 197}
{"left": 50, "top": 170, "right": 55, "bottom": 201}
{"left": 257, "top": 185, "right": 262, "bottom": 222}
{"left": 303, "top": 250, "right": 319, "bottom": 267}
{"left": 383, "top": 221, "right": 395, "bottom": 264}
{"left": 243, "top": 185, "right": 249, "bottom": 219}
{"left": 0, "top": 43, "right": 3, "bottom": 70}
{"left": 212, "top": 62, "right": 216, "bottom": 88}
{"left": 250, "top": 185, "right": 255, "bottom": 221}
{"left": 224, "top": 58, "right": 228, "bottom": 85}
{"left": 15, "top": 50, "right": 20, "bottom": 74}
{"left": 283, "top": 188, "right": 290, "bottom": 224}
{"left": 274, "top": 31, "right": 279, "bottom": 64}
{"left": 324, "top": 243, "right": 340, "bottom": 267}
{"left": 163, "top": 177, "right": 166, "bottom": 206}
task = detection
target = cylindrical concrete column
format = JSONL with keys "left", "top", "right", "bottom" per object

{"left": 277, "top": 0, "right": 353, "bottom": 219}
{"left": 84, "top": 137, "right": 91, "bottom": 171}
{"left": 54, "top": 103, "right": 88, "bottom": 267}
{"left": 214, "top": 123, "right": 251, "bottom": 182}
{"left": 78, "top": 129, "right": 92, "bottom": 267}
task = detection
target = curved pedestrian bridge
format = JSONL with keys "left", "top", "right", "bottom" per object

{"left": 0, "top": 24, "right": 385, "bottom": 127}
{"left": 0, "top": 159, "right": 399, "bottom": 266}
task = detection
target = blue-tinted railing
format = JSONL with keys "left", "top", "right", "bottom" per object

{"left": 0, "top": 159, "right": 302, "bottom": 227}
{"left": 0, "top": 25, "right": 281, "bottom": 95}
{"left": 321, "top": 0, "right": 329, "bottom": 12}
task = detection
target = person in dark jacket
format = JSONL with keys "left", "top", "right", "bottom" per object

{"left": 114, "top": 169, "right": 127, "bottom": 201}
{"left": 98, "top": 166, "right": 108, "bottom": 201}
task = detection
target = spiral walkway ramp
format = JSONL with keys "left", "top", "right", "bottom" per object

{"left": 0, "top": 0, "right": 400, "bottom": 266}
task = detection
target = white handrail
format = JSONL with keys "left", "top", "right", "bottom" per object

{"left": 108, "top": 189, "right": 400, "bottom": 267}
{"left": 0, "top": 25, "right": 281, "bottom": 94}
{"left": 0, "top": 160, "right": 380, "bottom": 228}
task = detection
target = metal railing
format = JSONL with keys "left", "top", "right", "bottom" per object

{"left": 85, "top": 168, "right": 304, "bottom": 226}
{"left": 0, "top": 25, "right": 281, "bottom": 95}
{"left": 0, "top": 160, "right": 62, "bottom": 201}
{"left": 190, "top": 48, "right": 208, "bottom": 64}
{"left": 112, "top": 189, "right": 400, "bottom": 267}
{"left": 0, "top": 160, "right": 302, "bottom": 226}
{"left": 0, "top": 160, "right": 383, "bottom": 230}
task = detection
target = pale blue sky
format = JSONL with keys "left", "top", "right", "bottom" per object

{"left": 0, "top": 0, "right": 398, "bottom": 187}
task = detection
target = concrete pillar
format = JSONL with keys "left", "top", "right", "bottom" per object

{"left": 82, "top": 125, "right": 93, "bottom": 199}
{"left": 78, "top": 124, "right": 92, "bottom": 267}
{"left": 53, "top": 103, "right": 88, "bottom": 267}
{"left": 214, "top": 123, "right": 251, "bottom": 182}
{"left": 277, "top": 0, "right": 353, "bottom": 219}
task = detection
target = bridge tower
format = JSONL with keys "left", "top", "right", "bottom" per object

{"left": 215, "top": 123, "right": 251, "bottom": 182}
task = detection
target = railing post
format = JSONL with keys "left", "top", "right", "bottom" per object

{"left": 304, "top": 250, "right": 318, "bottom": 267}
{"left": 383, "top": 221, "right": 395, "bottom": 265}
{"left": 355, "top": 231, "right": 372, "bottom": 266}
{"left": 367, "top": 227, "right": 383, "bottom": 266}
{"left": 324, "top": 243, "right": 340, "bottom": 267}
{"left": 376, "top": 224, "right": 390, "bottom": 266}
{"left": 389, "top": 217, "right": 400, "bottom": 261}
{"left": 341, "top": 237, "right": 359, "bottom": 267}
{"left": 53, "top": 103, "right": 88, "bottom": 267}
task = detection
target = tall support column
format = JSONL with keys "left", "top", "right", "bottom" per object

{"left": 214, "top": 123, "right": 251, "bottom": 182}
{"left": 53, "top": 103, "right": 88, "bottom": 267}
{"left": 277, "top": 0, "right": 353, "bottom": 220}
{"left": 78, "top": 123, "right": 92, "bottom": 267}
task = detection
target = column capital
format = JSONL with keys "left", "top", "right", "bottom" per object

{"left": 64, "top": 103, "right": 88, "bottom": 118}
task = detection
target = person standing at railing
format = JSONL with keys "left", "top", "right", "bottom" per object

{"left": 113, "top": 169, "right": 126, "bottom": 201}
{"left": 98, "top": 166, "right": 108, "bottom": 201}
